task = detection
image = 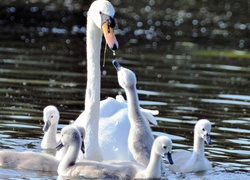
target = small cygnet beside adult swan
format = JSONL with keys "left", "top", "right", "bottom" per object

{"left": 0, "top": 150, "right": 59, "bottom": 171}
{"left": 0, "top": 123, "right": 86, "bottom": 172}
{"left": 112, "top": 60, "right": 160, "bottom": 167}
{"left": 169, "top": 119, "right": 213, "bottom": 173}
{"left": 56, "top": 125, "right": 173, "bottom": 179}
{"left": 41, "top": 105, "right": 60, "bottom": 149}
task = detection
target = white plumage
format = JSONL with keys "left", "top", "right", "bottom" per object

{"left": 169, "top": 119, "right": 212, "bottom": 173}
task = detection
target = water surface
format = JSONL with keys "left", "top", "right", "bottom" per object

{"left": 0, "top": 0, "right": 249, "bottom": 179}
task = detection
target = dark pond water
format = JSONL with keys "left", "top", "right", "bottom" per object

{"left": 0, "top": 0, "right": 250, "bottom": 179}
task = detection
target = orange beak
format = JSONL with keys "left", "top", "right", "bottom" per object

{"left": 102, "top": 21, "right": 119, "bottom": 51}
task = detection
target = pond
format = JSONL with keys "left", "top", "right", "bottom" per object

{"left": 0, "top": 0, "right": 249, "bottom": 179}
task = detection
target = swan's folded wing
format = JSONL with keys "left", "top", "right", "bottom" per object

{"left": 140, "top": 108, "right": 159, "bottom": 126}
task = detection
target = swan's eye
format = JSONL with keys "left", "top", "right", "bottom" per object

{"left": 50, "top": 115, "right": 53, "bottom": 118}
{"left": 163, "top": 146, "right": 167, "bottom": 149}
{"left": 100, "top": 13, "right": 116, "bottom": 30}
{"left": 202, "top": 128, "right": 205, "bottom": 131}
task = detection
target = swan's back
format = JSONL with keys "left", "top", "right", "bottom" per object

{"left": 59, "top": 160, "right": 138, "bottom": 179}
{"left": 0, "top": 150, "right": 59, "bottom": 171}
{"left": 99, "top": 96, "right": 127, "bottom": 118}
{"left": 170, "top": 150, "right": 211, "bottom": 172}
{"left": 99, "top": 108, "right": 130, "bottom": 161}
{"left": 169, "top": 150, "right": 192, "bottom": 172}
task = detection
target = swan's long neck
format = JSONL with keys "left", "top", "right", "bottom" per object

{"left": 125, "top": 86, "right": 144, "bottom": 127}
{"left": 192, "top": 131, "right": 205, "bottom": 158}
{"left": 42, "top": 123, "right": 57, "bottom": 147}
{"left": 145, "top": 148, "right": 161, "bottom": 178}
{"left": 58, "top": 139, "right": 80, "bottom": 175}
{"left": 83, "top": 16, "right": 103, "bottom": 161}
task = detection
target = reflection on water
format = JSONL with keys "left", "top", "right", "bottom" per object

{"left": 0, "top": 0, "right": 250, "bottom": 179}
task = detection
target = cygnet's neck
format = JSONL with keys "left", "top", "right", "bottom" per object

{"left": 144, "top": 147, "right": 161, "bottom": 178}
{"left": 192, "top": 130, "right": 205, "bottom": 158}
{"left": 43, "top": 123, "right": 57, "bottom": 147}
{"left": 124, "top": 85, "right": 144, "bottom": 126}
{"left": 58, "top": 138, "right": 80, "bottom": 174}
{"left": 83, "top": 17, "right": 103, "bottom": 161}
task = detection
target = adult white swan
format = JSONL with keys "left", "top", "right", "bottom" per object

{"left": 73, "top": 0, "right": 118, "bottom": 162}
{"left": 73, "top": 0, "right": 158, "bottom": 162}
{"left": 41, "top": 105, "right": 60, "bottom": 149}
{"left": 56, "top": 125, "right": 173, "bottom": 179}
{"left": 169, "top": 119, "right": 212, "bottom": 173}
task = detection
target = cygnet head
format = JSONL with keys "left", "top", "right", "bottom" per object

{"left": 195, "top": 119, "right": 212, "bottom": 145}
{"left": 56, "top": 125, "right": 84, "bottom": 154}
{"left": 154, "top": 136, "right": 173, "bottom": 165}
{"left": 43, "top": 105, "right": 60, "bottom": 132}
{"left": 112, "top": 60, "right": 136, "bottom": 89}
{"left": 88, "top": 0, "right": 118, "bottom": 50}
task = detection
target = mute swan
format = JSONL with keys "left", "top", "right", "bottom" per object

{"left": 169, "top": 119, "right": 212, "bottom": 173}
{"left": 73, "top": 0, "right": 118, "bottom": 162}
{"left": 73, "top": 0, "right": 159, "bottom": 162}
{"left": 56, "top": 125, "right": 173, "bottom": 179}
{"left": 41, "top": 105, "right": 60, "bottom": 149}
{"left": 73, "top": 0, "right": 158, "bottom": 162}
{"left": 0, "top": 150, "right": 59, "bottom": 171}
{"left": 112, "top": 60, "right": 157, "bottom": 167}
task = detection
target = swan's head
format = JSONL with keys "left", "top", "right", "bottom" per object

{"left": 56, "top": 125, "right": 85, "bottom": 154}
{"left": 112, "top": 60, "right": 136, "bottom": 89}
{"left": 195, "top": 119, "right": 212, "bottom": 145}
{"left": 42, "top": 105, "right": 60, "bottom": 132}
{"left": 154, "top": 136, "right": 173, "bottom": 165}
{"left": 88, "top": 0, "right": 119, "bottom": 50}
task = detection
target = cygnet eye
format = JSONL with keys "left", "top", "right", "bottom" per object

{"left": 163, "top": 146, "right": 167, "bottom": 149}
{"left": 50, "top": 115, "right": 53, "bottom": 118}
{"left": 202, "top": 128, "right": 205, "bottom": 131}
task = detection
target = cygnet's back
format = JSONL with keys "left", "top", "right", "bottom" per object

{"left": 0, "top": 150, "right": 59, "bottom": 171}
{"left": 57, "top": 125, "right": 173, "bottom": 179}
{"left": 57, "top": 125, "right": 136, "bottom": 179}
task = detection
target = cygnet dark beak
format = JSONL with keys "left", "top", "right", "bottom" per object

{"left": 43, "top": 120, "right": 51, "bottom": 132}
{"left": 167, "top": 152, "right": 174, "bottom": 165}
{"left": 112, "top": 60, "right": 122, "bottom": 71}
{"left": 55, "top": 140, "right": 64, "bottom": 151}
